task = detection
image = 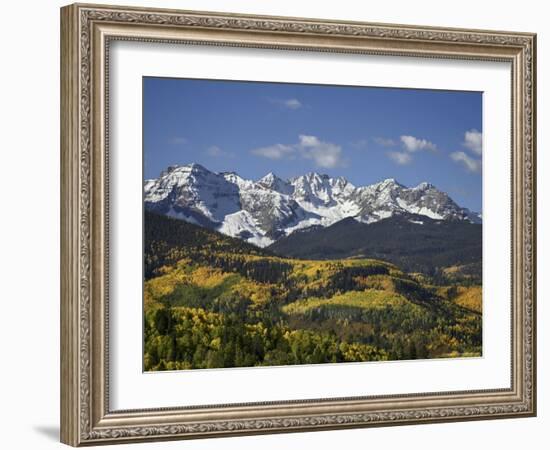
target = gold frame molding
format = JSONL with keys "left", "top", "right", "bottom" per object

{"left": 60, "top": 3, "right": 537, "bottom": 446}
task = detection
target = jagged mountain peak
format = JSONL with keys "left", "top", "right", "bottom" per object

{"left": 222, "top": 171, "right": 251, "bottom": 187}
{"left": 257, "top": 171, "right": 286, "bottom": 186}
{"left": 159, "top": 164, "right": 181, "bottom": 177}
{"left": 163, "top": 162, "right": 208, "bottom": 173}
{"left": 290, "top": 171, "right": 330, "bottom": 183}
{"left": 414, "top": 181, "right": 435, "bottom": 190}
{"left": 372, "top": 178, "right": 404, "bottom": 189}
{"left": 256, "top": 172, "right": 293, "bottom": 195}
{"left": 144, "top": 163, "right": 481, "bottom": 247}
{"left": 188, "top": 162, "right": 207, "bottom": 170}
{"left": 259, "top": 171, "right": 278, "bottom": 181}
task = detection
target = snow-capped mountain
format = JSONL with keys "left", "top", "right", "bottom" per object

{"left": 144, "top": 163, "right": 481, "bottom": 247}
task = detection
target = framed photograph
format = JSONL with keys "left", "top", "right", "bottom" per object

{"left": 60, "top": 3, "right": 537, "bottom": 446}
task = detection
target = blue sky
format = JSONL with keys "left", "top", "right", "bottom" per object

{"left": 143, "top": 77, "right": 483, "bottom": 212}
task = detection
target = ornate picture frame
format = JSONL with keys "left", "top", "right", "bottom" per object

{"left": 60, "top": 3, "right": 536, "bottom": 446}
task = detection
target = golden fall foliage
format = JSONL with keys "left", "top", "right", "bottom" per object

{"left": 143, "top": 218, "right": 482, "bottom": 371}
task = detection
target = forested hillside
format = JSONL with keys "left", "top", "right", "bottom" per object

{"left": 144, "top": 212, "right": 482, "bottom": 371}
{"left": 269, "top": 215, "right": 482, "bottom": 283}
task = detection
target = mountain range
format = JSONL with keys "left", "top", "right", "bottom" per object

{"left": 144, "top": 163, "right": 481, "bottom": 247}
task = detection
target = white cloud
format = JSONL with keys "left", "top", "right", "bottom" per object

{"left": 251, "top": 143, "right": 295, "bottom": 160}
{"left": 205, "top": 145, "right": 234, "bottom": 158}
{"left": 387, "top": 151, "right": 412, "bottom": 165}
{"left": 463, "top": 129, "right": 482, "bottom": 155}
{"left": 269, "top": 98, "right": 303, "bottom": 110}
{"left": 449, "top": 130, "right": 482, "bottom": 173}
{"left": 374, "top": 137, "right": 396, "bottom": 147}
{"left": 383, "top": 135, "right": 436, "bottom": 165}
{"left": 400, "top": 135, "right": 437, "bottom": 152}
{"left": 250, "top": 135, "right": 346, "bottom": 168}
{"left": 450, "top": 151, "right": 481, "bottom": 173}
{"left": 283, "top": 98, "right": 302, "bottom": 109}
{"left": 298, "top": 135, "right": 321, "bottom": 147}
{"left": 298, "top": 135, "right": 345, "bottom": 169}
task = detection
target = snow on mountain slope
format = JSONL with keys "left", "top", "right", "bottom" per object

{"left": 144, "top": 164, "right": 241, "bottom": 225}
{"left": 256, "top": 172, "right": 294, "bottom": 195}
{"left": 144, "top": 163, "right": 481, "bottom": 246}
